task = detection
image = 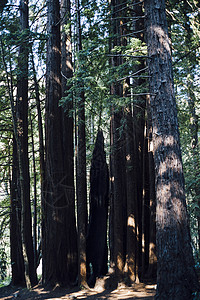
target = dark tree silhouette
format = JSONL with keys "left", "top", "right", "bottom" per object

{"left": 87, "top": 130, "right": 109, "bottom": 287}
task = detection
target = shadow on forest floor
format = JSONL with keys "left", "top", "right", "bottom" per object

{"left": 0, "top": 284, "right": 156, "bottom": 299}
{"left": 0, "top": 278, "right": 156, "bottom": 299}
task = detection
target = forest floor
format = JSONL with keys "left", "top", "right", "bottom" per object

{"left": 0, "top": 279, "right": 156, "bottom": 300}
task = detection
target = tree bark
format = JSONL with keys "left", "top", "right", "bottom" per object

{"left": 144, "top": 0, "right": 199, "bottom": 298}
{"left": 131, "top": 0, "right": 147, "bottom": 281}
{"left": 10, "top": 137, "right": 25, "bottom": 286}
{"left": 146, "top": 108, "right": 157, "bottom": 279}
{"left": 110, "top": 0, "right": 127, "bottom": 280}
{"left": 141, "top": 124, "right": 150, "bottom": 278}
{"left": 31, "top": 51, "right": 45, "bottom": 269}
{"left": 75, "top": 0, "right": 88, "bottom": 287}
{"left": 44, "top": 0, "right": 77, "bottom": 286}
{"left": 0, "top": 38, "right": 26, "bottom": 286}
{"left": 30, "top": 50, "right": 45, "bottom": 206}
{"left": 125, "top": 104, "right": 138, "bottom": 283}
{"left": 61, "top": 0, "right": 78, "bottom": 284}
{"left": 16, "top": 0, "right": 38, "bottom": 287}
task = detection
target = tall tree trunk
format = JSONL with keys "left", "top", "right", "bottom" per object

{"left": 16, "top": 0, "right": 37, "bottom": 287}
{"left": 61, "top": 0, "right": 78, "bottom": 284}
{"left": 109, "top": 120, "right": 115, "bottom": 270}
{"left": 30, "top": 51, "right": 45, "bottom": 201}
{"left": 76, "top": 0, "right": 88, "bottom": 286}
{"left": 110, "top": 0, "right": 127, "bottom": 281}
{"left": 146, "top": 106, "right": 157, "bottom": 279}
{"left": 125, "top": 103, "right": 138, "bottom": 283}
{"left": 10, "top": 137, "right": 25, "bottom": 286}
{"left": 144, "top": 0, "right": 199, "bottom": 298}
{"left": 124, "top": 2, "right": 137, "bottom": 284}
{"left": 30, "top": 113, "right": 37, "bottom": 269}
{"left": 0, "top": 38, "right": 26, "bottom": 286}
{"left": 141, "top": 123, "right": 150, "bottom": 278}
{"left": 132, "top": 1, "right": 146, "bottom": 281}
{"left": 31, "top": 51, "right": 45, "bottom": 269}
{"left": 44, "top": 0, "right": 76, "bottom": 286}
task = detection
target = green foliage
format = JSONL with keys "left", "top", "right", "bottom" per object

{"left": 0, "top": 195, "right": 10, "bottom": 284}
{"left": 0, "top": 248, "right": 8, "bottom": 280}
{"left": 169, "top": 0, "right": 200, "bottom": 257}
{"left": 59, "top": 0, "right": 149, "bottom": 168}
{"left": 0, "top": 0, "right": 46, "bottom": 282}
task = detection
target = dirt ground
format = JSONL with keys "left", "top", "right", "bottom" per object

{"left": 0, "top": 281, "right": 156, "bottom": 300}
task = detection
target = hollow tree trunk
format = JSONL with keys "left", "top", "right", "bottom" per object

{"left": 86, "top": 131, "right": 109, "bottom": 287}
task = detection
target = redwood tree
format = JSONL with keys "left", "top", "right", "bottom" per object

{"left": 16, "top": 0, "right": 37, "bottom": 287}
{"left": 144, "top": 0, "right": 199, "bottom": 298}
{"left": 109, "top": 0, "right": 154, "bottom": 284}
{"left": 43, "top": 0, "right": 77, "bottom": 286}
{"left": 76, "top": 0, "right": 88, "bottom": 285}
{"left": 1, "top": 36, "right": 26, "bottom": 286}
{"left": 110, "top": 0, "right": 127, "bottom": 281}
{"left": 10, "top": 137, "right": 25, "bottom": 286}
{"left": 61, "top": 0, "right": 78, "bottom": 284}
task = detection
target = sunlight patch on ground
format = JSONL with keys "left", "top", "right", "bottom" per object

{"left": 64, "top": 284, "right": 156, "bottom": 300}
{"left": 0, "top": 283, "right": 156, "bottom": 300}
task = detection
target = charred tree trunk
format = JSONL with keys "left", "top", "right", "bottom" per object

{"left": 144, "top": 0, "right": 199, "bottom": 298}
{"left": 109, "top": 121, "right": 115, "bottom": 270}
{"left": 86, "top": 131, "right": 109, "bottom": 287}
